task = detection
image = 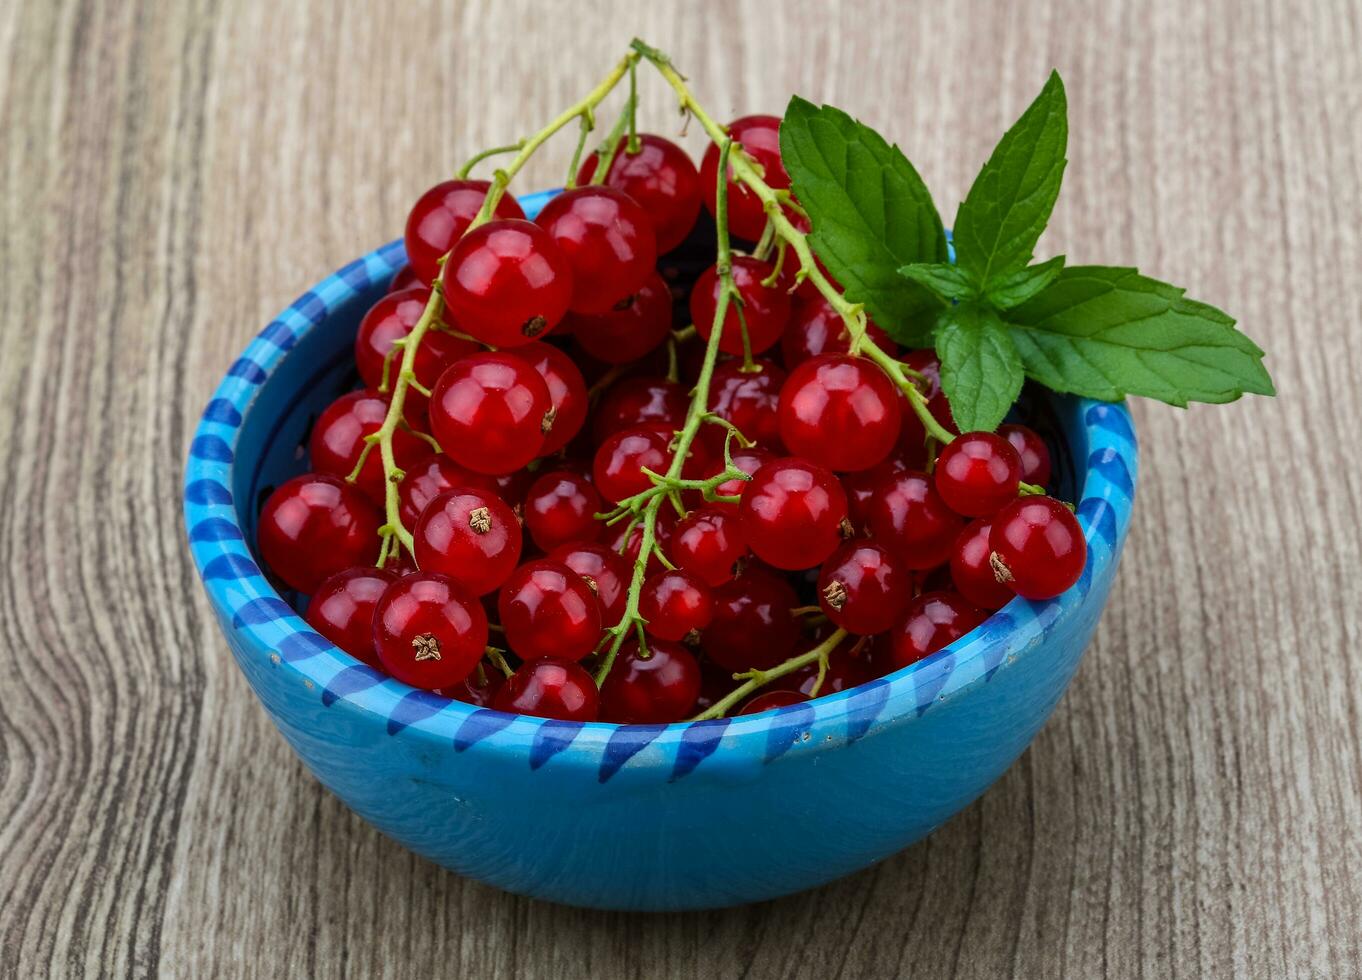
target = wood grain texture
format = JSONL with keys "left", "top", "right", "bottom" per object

{"left": 1, "top": 0, "right": 1359, "bottom": 976}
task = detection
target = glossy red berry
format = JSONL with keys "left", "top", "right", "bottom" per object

{"left": 781, "top": 295, "right": 896, "bottom": 368}
{"left": 373, "top": 572, "right": 489, "bottom": 690}
{"left": 576, "top": 133, "right": 701, "bottom": 253}
{"left": 706, "top": 359, "right": 786, "bottom": 449}
{"left": 817, "top": 540, "right": 911, "bottom": 635}
{"left": 738, "top": 457, "right": 849, "bottom": 570}
{"left": 950, "top": 518, "right": 1016, "bottom": 610}
{"left": 499, "top": 559, "right": 602, "bottom": 662}
{"left": 592, "top": 374, "right": 688, "bottom": 443}
{"left": 592, "top": 425, "right": 673, "bottom": 503}
{"left": 308, "top": 390, "right": 426, "bottom": 504}
{"left": 413, "top": 488, "right": 522, "bottom": 596}
{"left": 779, "top": 354, "right": 902, "bottom": 472}
{"left": 690, "top": 257, "right": 791, "bottom": 356}
{"left": 442, "top": 219, "right": 573, "bottom": 347}
{"left": 599, "top": 639, "right": 702, "bottom": 723}
{"left": 933, "top": 431, "right": 1023, "bottom": 517}
{"left": 866, "top": 469, "right": 964, "bottom": 570}
{"left": 549, "top": 543, "right": 630, "bottom": 627}
{"left": 988, "top": 496, "right": 1086, "bottom": 599}
{"left": 703, "top": 566, "right": 800, "bottom": 672}
{"left": 842, "top": 452, "right": 912, "bottom": 531}
{"left": 428, "top": 352, "right": 552, "bottom": 474}
{"left": 671, "top": 507, "right": 748, "bottom": 587}
{"left": 699, "top": 114, "right": 788, "bottom": 241}
{"left": 403, "top": 179, "right": 525, "bottom": 284}
{"left": 397, "top": 454, "right": 498, "bottom": 528}
{"left": 639, "top": 569, "right": 714, "bottom": 642}
{"left": 258, "top": 474, "right": 381, "bottom": 593}
{"left": 523, "top": 470, "right": 602, "bottom": 552}
{"left": 704, "top": 446, "right": 776, "bottom": 511}
{"left": 493, "top": 658, "right": 599, "bottom": 721}
{"left": 567, "top": 271, "right": 673, "bottom": 365}
{"left": 535, "top": 186, "right": 657, "bottom": 313}
{"left": 889, "top": 591, "right": 987, "bottom": 669}
{"left": 388, "top": 265, "right": 421, "bottom": 293}
{"left": 509, "top": 341, "right": 587, "bottom": 455}
{"left": 442, "top": 670, "right": 503, "bottom": 707}
{"left": 305, "top": 566, "right": 398, "bottom": 668}
{"left": 354, "top": 288, "right": 478, "bottom": 415}
{"left": 999, "top": 423, "right": 1052, "bottom": 486}
{"left": 739, "top": 689, "right": 807, "bottom": 714}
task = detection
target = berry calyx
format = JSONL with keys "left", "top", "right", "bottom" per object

{"left": 577, "top": 133, "right": 701, "bottom": 253}
{"left": 535, "top": 186, "right": 657, "bottom": 312}
{"left": 671, "top": 506, "right": 748, "bottom": 587}
{"left": 988, "top": 495, "right": 1086, "bottom": 599}
{"left": 523, "top": 470, "right": 603, "bottom": 552}
{"left": 949, "top": 518, "right": 1017, "bottom": 610}
{"left": 865, "top": 469, "right": 963, "bottom": 570}
{"left": 305, "top": 566, "right": 398, "bottom": 668}
{"left": 509, "top": 341, "right": 588, "bottom": 455}
{"left": 441, "top": 218, "right": 574, "bottom": 347}
{"left": 258, "top": 473, "right": 381, "bottom": 593}
{"left": 498, "top": 559, "right": 603, "bottom": 662}
{"left": 738, "top": 457, "right": 849, "bottom": 570}
{"left": 428, "top": 351, "right": 552, "bottom": 475}
{"left": 566, "top": 270, "right": 673, "bottom": 364}
{"left": 397, "top": 454, "right": 499, "bottom": 529}
{"left": 778, "top": 354, "right": 903, "bottom": 472}
{"left": 403, "top": 178, "right": 525, "bottom": 284}
{"left": 373, "top": 572, "right": 489, "bottom": 690}
{"left": 933, "top": 431, "right": 1023, "bottom": 517}
{"left": 599, "top": 638, "right": 702, "bottom": 723}
{"left": 638, "top": 569, "right": 714, "bottom": 642}
{"left": 412, "top": 488, "right": 522, "bottom": 596}
{"left": 889, "top": 591, "right": 987, "bottom": 669}
{"left": 699, "top": 114, "right": 788, "bottom": 241}
{"left": 816, "top": 540, "right": 911, "bottom": 635}
{"left": 689, "top": 257, "right": 792, "bottom": 356}
{"left": 493, "top": 658, "right": 600, "bottom": 721}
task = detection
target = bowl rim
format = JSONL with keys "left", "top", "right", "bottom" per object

{"left": 184, "top": 189, "right": 1138, "bottom": 773}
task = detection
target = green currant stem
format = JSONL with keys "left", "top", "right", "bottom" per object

{"left": 1019, "top": 480, "right": 1045, "bottom": 496}
{"left": 564, "top": 108, "right": 596, "bottom": 189}
{"left": 690, "top": 627, "right": 849, "bottom": 721}
{"left": 457, "top": 141, "right": 527, "bottom": 180}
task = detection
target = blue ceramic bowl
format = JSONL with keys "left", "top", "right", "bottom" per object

{"left": 184, "top": 190, "right": 1138, "bottom": 911}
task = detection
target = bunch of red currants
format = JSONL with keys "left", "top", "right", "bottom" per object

{"left": 256, "top": 113, "right": 1086, "bottom": 725}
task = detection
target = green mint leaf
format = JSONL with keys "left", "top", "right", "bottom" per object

{"left": 899, "top": 263, "right": 977, "bottom": 304}
{"left": 1007, "top": 266, "right": 1276, "bottom": 405}
{"left": 781, "top": 95, "right": 948, "bottom": 347}
{"left": 984, "top": 255, "right": 1065, "bottom": 310}
{"left": 935, "top": 302, "right": 1025, "bottom": 432}
{"left": 953, "top": 72, "right": 1068, "bottom": 284}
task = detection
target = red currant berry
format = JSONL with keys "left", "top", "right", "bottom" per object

{"left": 866, "top": 469, "right": 963, "bottom": 570}
{"left": 305, "top": 566, "right": 398, "bottom": 668}
{"left": 897, "top": 349, "right": 957, "bottom": 463}
{"left": 690, "top": 257, "right": 791, "bottom": 357}
{"left": 738, "top": 457, "right": 849, "bottom": 570}
{"left": 592, "top": 425, "right": 673, "bottom": 503}
{"left": 592, "top": 374, "right": 688, "bottom": 443}
{"left": 999, "top": 423, "right": 1052, "bottom": 486}
{"left": 429, "top": 352, "right": 552, "bottom": 474}
{"left": 442, "top": 219, "right": 573, "bottom": 347}
{"left": 397, "top": 454, "right": 498, "bottom": 528}
{"left": 309, "top": 390, "right": 426, "bottom": 504}
{"left": 703, "top": 566, "right": 800, "bottom": 672}
{"left": 499, "top": 559, "right": 602, "bottom": 662}
{"left": 706, "top": 358, "right": 786, "bottom": 449}
{"left": 702, "top": 446, "right": 775, "bottom": 511}
{"left": 493, "top": 658, "right": 599, "bottom": 721}
{"left": 373, "top": 572, "right": 489, "bottom": 690}
{"left": 258, "top": 474, "right": 381, "bottom": 593}
{"left": 355, "top": 287, "right": 479, "bottom": 415}
{"left": 576, "top": 133, "right": 701, "bottom": 253}
{"left": 549, "top": 543, "right": 630, "bottom": 627}
{"left": 933, "top": 431, "right": 1023, "bottom": 517}
{"left": 817, "top": 540, "right": 911, "bottom": 635}
{"left": 699, "top": 115, "right": 788, "bottom": 241}
{"left": 523, "top": 470, "right": 602, "bottom": 552}
{"left": 567, "top": 271, "right": 673, "bottom": 365}
{"left": 441, "top": 669, "right": 503, "bottom": 707}
{"left": 413, "top": 488, "right": 522, "bottom": 596}
{"left": 949, "top": 518, "right": 1016, "bottom": 610}
{"left": 671, "top": 507, "right": 748, "bottom": 587}
{"left": 738, "top": 689, "right": 807, "bottom": 715}
{"left": 388, "top": 265, "right": 421, "bottom": 293}
{"left": 842, "top": 452, "right": 911, "bottom": 531}
{"left": 403, "top": 179, "right": 525, "bottom": 284}
{"left": 778, "top": 354, "right": 902, "bottom": 473}
{"left": 599, "top": 638, "right": 702, "bottom": 723}
{"left": 781, "top": 295, "right": 896, "bottom": 369}
{"left": 535, "top": 186, "right": 657, "bottom": 313}
{"left": 639, "top": 569, "right": 714, "bottom": 642}
{"left": 988, "top": 496, "right": 1086, "bottom": 600}
{"left": 889, "top": 591, "right": 986, "bottom": 669}
{"left": 509, "top": 341, "right": 588, "bottom": 455}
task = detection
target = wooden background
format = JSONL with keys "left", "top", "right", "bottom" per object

{"left": 2, "top": 0, "right": 1359, "bottom": 976}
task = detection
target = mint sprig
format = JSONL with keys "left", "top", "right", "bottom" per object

{"left": 780, "top": 71, "right": 1273, "bottom": 431}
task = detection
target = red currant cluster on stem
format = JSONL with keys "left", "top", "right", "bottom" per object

{"left": 255, "top": 41, "right": 1086, "bottom": 725}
